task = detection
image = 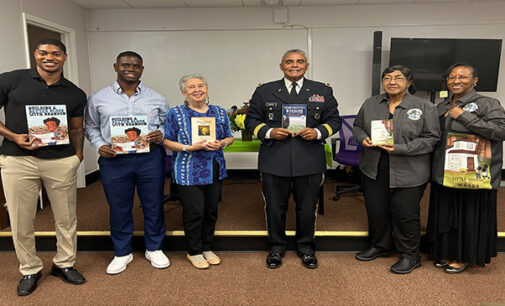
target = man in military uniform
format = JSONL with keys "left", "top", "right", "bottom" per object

{"left": 245, "top": 49, "right": 341, "bottom": 269}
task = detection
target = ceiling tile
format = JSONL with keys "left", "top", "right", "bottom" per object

{"left": 414, "top": 0, "right": 470, "bottom": 2}
{"left": 69, "top": 0, "right": 132, "bottom": 9}
{"left": 357, "top": 0, "right": 415, "bottom": 4}
{"left": 124, "top": 0, "right": 187, "bottom": 8}
{"left": 183, "top": 0, "right": 243, "bottom": 7}
{"left": 300, "top": 0, "right": 358, "bottom": 5}
{"left": 243, "top": 0, "right": 302, "bottom": 7}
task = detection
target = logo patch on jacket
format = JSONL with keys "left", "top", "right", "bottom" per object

{"left": 308, "top": 94, "right": 325, "bottom": 102}
{"left": 463, "top": 102, "right": 478, "bottom": 112}
{"left": 407, "top": 108, "right": 423, "bottom": 120}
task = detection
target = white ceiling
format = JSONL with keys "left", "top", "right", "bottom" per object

{"left": 68, "top": 0, "right": 503, "bottom": 9}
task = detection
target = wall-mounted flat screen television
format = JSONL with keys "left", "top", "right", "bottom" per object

{"left": 389, "top": 38, "right": 502, "bottom": 92}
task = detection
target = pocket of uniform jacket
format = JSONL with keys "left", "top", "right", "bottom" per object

{"left": 264, "top": 105, "right": 281, "bottom": 124}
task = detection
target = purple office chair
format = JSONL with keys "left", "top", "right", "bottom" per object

{"left": 333, "top": 115, "right": 362, "bottom": 201}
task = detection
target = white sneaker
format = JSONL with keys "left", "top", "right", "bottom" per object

{"left": 106, "top": 253, "right": 133, "bottom": 275}
{"left": 145, "top": 250, "right": 170, "bottom": 269}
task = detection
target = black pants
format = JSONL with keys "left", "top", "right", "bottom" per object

{"left": 362, "top": 169, "right": 425, "bottom": 260}
{"left": 177, "top": 160, "right": 221, "bottom": 255}
{"left": 261, "top": 172, "right": 322, "bottom": 255}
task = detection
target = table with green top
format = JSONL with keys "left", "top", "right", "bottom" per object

{"left": 223, "top": 139, "right": 333, "bottom": 167}
{"left": 223, "top": 139, "right": 261, "bottom": 153}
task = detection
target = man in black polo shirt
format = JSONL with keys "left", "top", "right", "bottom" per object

{"left": 0, "top": 38, "right": 86, "bottom": 296}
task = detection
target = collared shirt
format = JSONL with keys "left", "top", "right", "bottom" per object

{"left": 85, "top": 81, "right": 169, "bottom": 151}
{"left": 266, "top": 77, "right": 321, "bottom": 139}
{"left": 0, "top": 68, "right": 86, "bottom": 158}
{"left": 353, "top": 93, "right": 440, "bottom": 188}
{"left": 283, "top": 77, "right": 303, "bottom": 94}
{"left": 164, "top": 104, "right": 232, "bottom": 186}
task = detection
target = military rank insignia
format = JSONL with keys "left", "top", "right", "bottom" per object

{"left": 308, "top": 94, "right": 325, "bottom": 102}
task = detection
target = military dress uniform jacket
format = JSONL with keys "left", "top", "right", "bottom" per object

{"left": 245, "top": 78, "right": 341, "bottom": 177}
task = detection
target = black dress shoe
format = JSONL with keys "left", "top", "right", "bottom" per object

{"left": 51, "top": 264, "right": 86, "bottom": 285}
{"left": 390, "top": 257, "right": 421, "bottom": 274}
{"left": 444, "top": 263, "right": 468, "bottom": 274}
{"left": 17, "top": 271, "right": 42, "bottom": 296}
{"left": 298, "top": 253, "right": 318, "bottom": 269}
{"left": 355, "top": 247, "right": 391, "bottom": 261}
{"left": 433, "top": 259, "right": 449, "bottom": 268}
{"left": 266, "top": 253, "right": 283, "bottom": 269}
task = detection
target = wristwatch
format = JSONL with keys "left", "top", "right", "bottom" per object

{"left": 182, "top": 145, "right": 188, "bottom": 152}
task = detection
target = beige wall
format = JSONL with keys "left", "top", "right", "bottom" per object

{"left": 86, "top": 2, "right": 505, "bottom": 169}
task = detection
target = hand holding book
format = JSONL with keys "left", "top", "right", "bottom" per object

{"left": 270, "top": 128, "right": 294, "bottom": 140}
{"left": 296, "top": 127, "right": 318, "bottom": 141}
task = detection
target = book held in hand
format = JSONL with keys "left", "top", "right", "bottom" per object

{"left": 25, "top": 105, "right": 69, "bottom": 146}
{"left": 191, "top": 117, "right": 216, "bottom": 145}
{"left": 110, "top": 115, "right": 150, "bottom": 154}
{"left": 371, "top": 119, "right": 394, "bottom": 145}
{"left": 443, "top": 133, "right": 492, "bottom": 189}
{"left": 282, "top": 104, "right": 306, "bottom": 134}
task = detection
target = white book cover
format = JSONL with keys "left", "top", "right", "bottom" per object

{"left": 191, "top": 117, "right": 216, "bottom": 145}
{"left": 110, "top": 115, "right": 150, "bottom": 154}
{"left": 25, "top": 105, "right": 69, "bottom": 146}
{"left": 371, "top": 119, "right": 394, "bottom": 145}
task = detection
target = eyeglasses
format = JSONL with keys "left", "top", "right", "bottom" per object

{"left": 382, "top": 76, "right": 407, "bottom": 82}
{"left": 446, "top": 75, "right": 471, "bottom": 81}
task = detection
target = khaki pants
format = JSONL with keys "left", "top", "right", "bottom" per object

{"left": 0, "top": 155, "right": 80, "bottom": 275}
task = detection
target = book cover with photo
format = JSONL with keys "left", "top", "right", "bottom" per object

{"left": 443, "top": 133, "right": 492, "bottom": 189}
{"left": 110, "top": 115, "right": 150, "bottom": 154}
{"left": 191, "top": 117, "right": 216, "bottom": 144}
{"left": 25, "top": 105, "right": 69, "bottom": 146}
{"left": 282, "top": 104, "right": 306, "bottom": 134}
{"left": 371, "top": 119, "right": 394, "bottom": 145}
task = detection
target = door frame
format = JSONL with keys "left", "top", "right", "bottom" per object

{"left": 22, "top": 13, "right": 79, "bottom": 85}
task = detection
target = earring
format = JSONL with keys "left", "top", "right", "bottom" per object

{"left": 473, "top": 83, "right": 477, "bottom": 87}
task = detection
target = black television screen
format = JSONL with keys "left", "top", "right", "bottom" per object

{"left": 389, "top": 38, "right": 502, "bottom": 92}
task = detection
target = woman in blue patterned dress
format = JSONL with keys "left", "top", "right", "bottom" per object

{"left": 163, "top": 73, "right": 234, "bottom": 269}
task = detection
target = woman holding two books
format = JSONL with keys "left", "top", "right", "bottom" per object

{"left": 426, "top": 63, "right": 505, "bottom": 273}
{"left": 352, "top": 65, "right": 439, "bottom": 274}
{"left": 163, "top": 73, "right": 234, "bottom": 269}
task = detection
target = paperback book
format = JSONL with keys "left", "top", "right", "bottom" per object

{"left": 282, "top": 104, "right": 306, "bottom": 134}
{"left": 443, "top": 133, "right": 492, "bottom": 189}
{"left": 25, "top": 105, "right": 69, "bottom": 146}
{"left": 371, "top": 119, "right": 394, "bottom": 145}
{"left": 110, "top": 115, "right": 150, "bottom": 154}
{"left": 191, "top": 117, "right": 216, "bottom": 144}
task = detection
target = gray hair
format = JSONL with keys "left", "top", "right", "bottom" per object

{"left": 178, "top": 73, "right": 208, "bottom": 93}
{"left": 281, "top": 49, "right": 307, "bottom": 62}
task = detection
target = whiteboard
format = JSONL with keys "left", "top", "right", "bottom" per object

{"left": 89, "top": 29, "right": 307, "bottom": 110}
